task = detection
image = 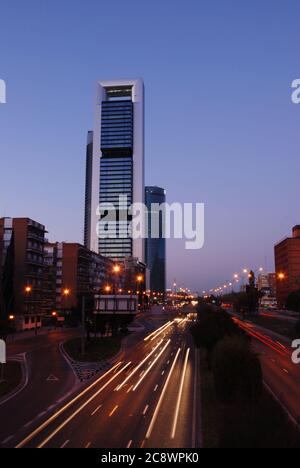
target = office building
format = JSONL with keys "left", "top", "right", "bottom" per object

{"left": 274, "top": 225, "right": 300, "bottom": 307}
{"left": 145, "top": 186, "right": 166, "bottom": 294}
{"left": 44, "top": 242, "right": 114, "bottom": 315}
{"left": 84, "top": 78, "right": 145, "bottom": 263}
{"left": 0, "top": 217, "right": 47, "bottom": 330}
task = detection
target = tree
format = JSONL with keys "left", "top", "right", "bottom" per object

{"left": 246, "top": 270, "right": 262, "bottom": 315}
{"left": 286, "top": 290, "right": 300, "bottom": 313}
{"left": 190, "top": 307, "right": 244, "bottom": 366}
{"left": 212, "top": 336, "right": 263, "bottom": 405}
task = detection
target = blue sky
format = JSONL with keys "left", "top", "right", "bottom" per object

{"left": 0, "top": 0, "right": 299, "bottom": 292}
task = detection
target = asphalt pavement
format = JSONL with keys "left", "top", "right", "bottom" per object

{"left": 8, "top": 315, "right": 201, "bottom": 449}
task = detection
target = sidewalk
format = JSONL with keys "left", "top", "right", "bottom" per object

{"left": 5, "top": 326, "right": 78, "bottom": 343}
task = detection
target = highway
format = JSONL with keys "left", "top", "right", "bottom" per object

{"left": 233, "top": 317, "right": 300, "bottom": 424}
{"left": 9, "top": 316, "right": 201, "bottom": 449}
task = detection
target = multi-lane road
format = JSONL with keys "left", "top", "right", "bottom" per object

{"left": 1, "top": 306, "right": 299, "bottom": 449}
{"left": 1, "top": 314, "right": 201, "bottom": 449}
{"left": 233, "top": 316, "right": 300, "bottom": 425}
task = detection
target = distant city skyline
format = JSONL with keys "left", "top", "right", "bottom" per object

{"left": 0, "top": 0, "right": 299, "bottom": 291}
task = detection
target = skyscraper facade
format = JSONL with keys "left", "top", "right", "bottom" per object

{"left": 145, "top": 186, "right": 166, "bottom": 293}
{"left": 85, "top": 78, "right": 145, "bottom": 263}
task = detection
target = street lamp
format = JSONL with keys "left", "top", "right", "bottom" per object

{"left": 136, "top": 275, "right": 144, "bottom": 309}
{"left": 24, "top": 285, "right": 39, "bottom": 335}
{"left": 278, "top": 273, "right": 286, "bottom": 280}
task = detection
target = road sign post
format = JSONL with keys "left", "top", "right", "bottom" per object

{"left": 0, "top": 339, "right": 6, "bottom": 382}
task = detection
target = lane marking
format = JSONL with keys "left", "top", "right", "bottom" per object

{"left": 140, "top": 439, "right": 145, "bottom": 448}
{"left": 15, "top": 360, "right": 123, "bottom": 448}
{"left": 283, "top": 368, "right": 289, "bottom": 374}
{"left": 132, "top": 340, "right": 171, "bottom": 391}
{"left": 144, "top": 321, "right": 172, "bottom": 342}
{"left": 171, "top": 348, "right": 190, "bottom": 439}
{"left": 115, "top": 340, "right": 163, "bottom": 391}
{"left": 127, "top": 440, "right": 132, "bottom": 448}
{"left": 91, "top": 404, "right": 102, "bottom": 416}
{"left": 35, "top": 362, "right": 131, "bottom": 449}
{"left": 60, "top": 439, "right": 69, "bottom": 448}
{"left": 146, "top": 348, "right": 181, "bottom": 439}
{"left": 109, "top": 405, "right": 119, "bottom": 417}
{"left": 23, "top": 421, "right": 33, "bottom": 428}
{"left": 161, "top": 370, "right": 165, "bottom": 375}
{"left": 85, "top": 441, "right": 91, "bottom": 449}
{"left": 143, "top": 405, "right": 149, "bottom": 415}
{"left": 1, "top": 435, "right": 14, "bottom": 445}
{"left": 154, "top": 385, "right": 158, "bottom": 392}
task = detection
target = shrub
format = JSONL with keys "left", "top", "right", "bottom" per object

{"left": 191, "top": 307, "right": 242, "bottom": 348}
{"left": 212, "top": 336, "right": 262, "bottom": 405}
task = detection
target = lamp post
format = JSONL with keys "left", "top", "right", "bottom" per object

{"left": 136, "top": 275, "right": 144, "bottom": 309}
{"left": 24, "top": 285, "right": 39, "bottom": 335}
{"left": 62, "top": 288, "right": 70, "bottom": 317}
{"left": 113, "top": 264, "right": 121, "bottom": 314}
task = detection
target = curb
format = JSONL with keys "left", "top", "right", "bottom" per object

{"left": 0, "top": 353, "right": 29, "bottom": 406}
{"left": 263, "top": 380, "right": 300, "bottom": 430}
{"left": 60, "top": 338, "right": 126, "bottom": 383}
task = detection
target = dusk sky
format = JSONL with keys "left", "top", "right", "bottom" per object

{"left": 0, "top": 0, "right": 299, "bottom": 292}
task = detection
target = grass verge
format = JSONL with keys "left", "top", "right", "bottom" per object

{"left": 249, "top": 316, "right": 297, "bottom": 339}
{"left": 64, "top": 336, "right": 122, "bottom": 363}
{"left": 0, "top": 361, "right": 22, "bottom": 399}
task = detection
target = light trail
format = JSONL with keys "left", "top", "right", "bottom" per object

{"left": 132, "top": 340, "right": 171, "bottom": 391}
{"left": 233, "top": 318, "right": 289, "bottom": 357}
{"left": 146, "top": 348, "right": 181, "bottom": 439}
{"left": 171, "top": 348, "right": 190, "bottom": 439}
{"left": 109, "top": 405, "right": 119, "bottom": 417}
{"left": 36, "top": 362, "right": 131, "bottom": 448}
{"left": 15, "top": 361, "right": 124, "bottom": 448}
{"left": 143, "top": 322, "right": 171, "bottom": 342}
{"left": 115, "top": 340, "right": 163, "bottom": 391}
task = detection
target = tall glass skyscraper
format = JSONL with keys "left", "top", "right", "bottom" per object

{"left": 145, "top": 186, "right": 166, "bottom": 293}
{"left": 84, "top": 79, "right": 145, "bottom": 263}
